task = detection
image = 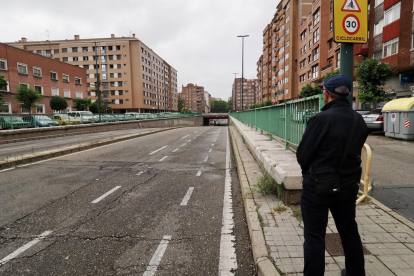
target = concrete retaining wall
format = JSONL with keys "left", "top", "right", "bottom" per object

{"left": 0, "top": 116, "right": 203, "bottom": 143}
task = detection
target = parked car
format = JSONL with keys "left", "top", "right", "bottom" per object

{"left": 23, "top": 115, "right": 59, "bottom": 127}
{"left": 361, "top": 108, "right": 384, "bottom": 132}
{"left": 67, "top": 111, "right": 96, "bottom": 124}
{"left": 51, "top": 114, "right": 81, "bottom": 125}
{"left": 356, "top": 110, "right": 370, "bottom": 115}
{"left": 0, "top": 116, "right": 33, "bottom": 129}
{"left": 100, "top": 114, "right": 118, "bottom": 122}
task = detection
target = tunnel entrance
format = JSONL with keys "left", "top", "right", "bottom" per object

{"left": 203, "top": 118, "right": 229, "bottom": 126}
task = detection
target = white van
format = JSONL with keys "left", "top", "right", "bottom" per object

{"left": 67, "top": 111, "right": 96, "bottom": 123}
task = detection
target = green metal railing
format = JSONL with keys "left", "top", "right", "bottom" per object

{"left": 231, "top": 95, "right": 324, "bottom": 149}
{"left": 0, "top": 113, "right": 200, "bottom": 130}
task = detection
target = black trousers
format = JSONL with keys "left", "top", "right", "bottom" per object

{"left": 301, "top": 176, "right": 365, "bottom": 276}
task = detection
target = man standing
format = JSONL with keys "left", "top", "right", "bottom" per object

{"left": 296, "top": 75, "right": 368, "bottom": 276}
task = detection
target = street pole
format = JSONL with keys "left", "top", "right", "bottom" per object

{"left": 339, "top": 43, "right": 354, "bottom": 107}
{"left": 233, "top": 73, "right": 238, "bottom": 111}
{"left": 238, "top": 35, "right": 249, "bottom": 111}
{"left": 94, "top": 41, "right": 101, "bottom": 121}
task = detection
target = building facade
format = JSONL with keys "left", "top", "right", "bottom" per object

{"left": 8, "top": 34, "right": 178, "bottom": 113}
{"left": 204, "top": 91, "right": 211, "bottom": 113}
{"left": 180, "top": 83, "right": 206, "bottom": 113}
{"left": 232, "top": 78, "right": 258, "bottom": 111}
{"left": 0, "top": 43, "right": 87, "bottom": 114}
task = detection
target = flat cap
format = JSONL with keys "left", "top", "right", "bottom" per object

{"left": 320, "top": 74, "right": 352, "bottom": 96}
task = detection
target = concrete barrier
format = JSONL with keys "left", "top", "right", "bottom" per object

{"left": 0, "top": 116, "right": 204, "bottom": 143}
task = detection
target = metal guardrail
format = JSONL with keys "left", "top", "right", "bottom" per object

{"left": 231, "top": 94, "right": 324, "bottom": 149}
{"left": 0, "top": 113, "right": 199, "bottom": 130}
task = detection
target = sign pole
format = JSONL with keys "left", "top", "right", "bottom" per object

{"left": 340, "top": 43, "right": 354, "bottom": 106}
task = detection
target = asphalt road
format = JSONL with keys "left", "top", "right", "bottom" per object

{"left": 0, "top": 126, "right": 256, "bottom": 276}
{"left": 365, "top": 133, "right": 414, "bottom": 222}
{"left": 0, "top": 128, "right": 160, "bottom": 161}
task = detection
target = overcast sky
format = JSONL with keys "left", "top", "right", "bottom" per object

{"left": 1, "top": 0, "right": 279, "bottom": 100}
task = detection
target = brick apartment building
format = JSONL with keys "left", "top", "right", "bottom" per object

{"left": 8, "top": 34, "right": 178, "bottom": 113}
{"left": 0, "top": 43, "right": 87, "bottom": 114}
{"left": 232, "top": 78, "right": 258, "bottom": 111}
{"left": 204, "top": 91, "right": 211, "bottom": 113}
{"left": 180, "top": 83, "right": 206, "bottom": 113}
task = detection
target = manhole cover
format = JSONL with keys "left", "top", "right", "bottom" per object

{"left": 325, "top": 233, "right": 370, "bottom": 256}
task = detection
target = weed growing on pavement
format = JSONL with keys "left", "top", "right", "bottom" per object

{"left": 370, "top": 179, "right": 375, "bottom": 197}
{"left": 241, "top": 135, "right": 245, "bottom": 144}
{"left": 294, "top": 208, "right": 303, "bottom": 224}
{"left": 257, "top": 212, "right": 264, "bottom": 229}
{"left": 255, "top": 173, "right": 278, "bottom": 196}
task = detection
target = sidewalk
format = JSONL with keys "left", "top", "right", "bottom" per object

{"left": 229, "top": 118, "right": 414, "bottom": 276}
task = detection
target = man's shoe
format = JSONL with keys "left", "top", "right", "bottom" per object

{"left": 341, "top": 269, "right": 347, "bottom": 276}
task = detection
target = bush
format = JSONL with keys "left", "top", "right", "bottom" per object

{"left": 50, "top": 96, "right": 68, "bottom": 112}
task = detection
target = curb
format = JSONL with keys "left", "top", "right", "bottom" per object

{"left": 369, "top": 196, "right": 414, "bottom": 230}
{"left": 229, "top": 126, "right": 280, "bottom": 276}
{"left": 0, "top": 128, "right": 176, "bottom": 170}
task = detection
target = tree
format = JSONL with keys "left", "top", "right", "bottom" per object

{"left": 322, "top": 69, "right": 340, "bottom": 82}
{"left": 178, "top": 97, "right": 185, "bottom": 112}
{"left": 50, "top": 96, "right": 68, "bottom": 112}
{"left": 211, "top": 99, "right": 229, "bottom": 113}
{"left": 73, "top": 98, "right": 92, "bottom": 111}
{"left": 89, "top": 101, "right": 112, "bottom": 113}
{"left": 262, "top": 100, "right": 272, "bottom": 107}
{"left": 14, "top": 85, "right": 43, "bottom": 114}
{"left": 299, "top": 83, "right": 321, "bottom": 98}
{"left": 0, "top": 76, "right": 7, "bottom": 105}
{"left": 226, "top": 99, "right": 232, "bottom": 111}
{"left": 355, "top": 58, "right": 395, "bottom": 107}
{"left": 181, "top": 107, "right": 191, "bottom": 114}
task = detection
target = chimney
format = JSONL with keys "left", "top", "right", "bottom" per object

{"left": 111, "top": 34, "right": 115, "bottom": 38}
{"left": 21, "top": 37, "right": 27, "bottom": 43}
{"left": 74, "top": 35, "right": 80, "bottom": 40}
{"left": 132, "top": 33, "right": 136, "bottom": 38}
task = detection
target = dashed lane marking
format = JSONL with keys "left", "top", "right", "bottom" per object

{"left": 149, "top": 146, "right": 167, "bottom": 155}
{"left": 159, "top": 156, "right": 168, "bottom": 162}
{"left": 180, "top": 187, "right": 195, "bottom": 206}
{"left": 143, "top": 236, "right": 172, "bottom": 276}
{"left": 196, "top": 170, "right": 202, "bottom": 177}
{"left": 91, "top": 186, "right": 122, "bottom": 204}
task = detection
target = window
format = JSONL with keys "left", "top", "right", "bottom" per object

{"left": 72, "top": 47, "right": 78, "bottom": 53}
{"left": 286, "top": 16, "right": 290, "bottom": 23}
{"left": 300, "top": 74, "right": 306, "bottom": 83}
{"left": 312, "top": 65, "right": 319, "bottom": 79}
{"left": 83, "top": 56, "right": 89, "bottom": 61}
{"left": 64, "top": 89, "right": 71, "bottom": 98}
{"left": 0, "top": 59, "right": 7, "bottom": 70}
{"left": 0, "top": 77, "right": 8, "bottom": 91}
{"left": 336, "top": 52, "right": 341, "bottom": 68}
{"left": 63, "top": 74, "right": 69, "bottom": 83}
{"left": 17, "top": 63, "right": 28, "bottom": 74}
{"left": 313, "top": 9, "right": 320, "bottom": 25}
{"left": 75, "top": 77, "right": 82, "bottom": 85}
{"left": 375, "top": 0, "right": 384, "bottom": 7}
{"left": 34, "top": 85, "right": 43, "bottom": 95}
{"left": 76, "top": 92, "right": 83, "bottom": 99}
{"left": 73, "top": 57, "right": 79, "bottom": 62}
{"left": 36, "top": 104, "right": 45, "bottom": 114}
{"left": 51, "top": 87, "right": 59, "bottom": 96}
{"left": 313, "top": 47, "right": 319, "bottom": 61}
{"left": 330, "top": 21, "right": 333, "bottom": 31}
{"left": 54, "top": 49, "right": 59, "bottom": 54}
{"left": 328, "top": 40, "right": 332, "bottom": 51}
{"left": 0, "top": 102, "right": 11, "bottom": 114}
{"left": 31, "top": 67, "right": 42, "bottom": 78}
{"left": 82, "top": 47, "right": 88, "bottom": 52}
{"left": 330, "top": 1, "right": 333, "bottom": 12}
{"left": 374, "top": 19, "right": 384, "bottom": 36}
{"left": 63, "top": 57, "right": 69, "bottom": 62}
{"left": 383, "top": 38, "right": 399, "bottom": 57}
{"left": 313, "top": 28, "right": 320, "bottom": 44}
{"left": 384, "top": 2, "right": 401, "bottom": 26}
{"left": 62, "top": 48, "right": 68, "bottom": 53}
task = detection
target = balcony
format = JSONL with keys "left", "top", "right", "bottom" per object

{"left": 321, "top": 64, "right": 333, "bottom": 73}
{"left": 354, "top": 43, "right": 369, "bottom": 56}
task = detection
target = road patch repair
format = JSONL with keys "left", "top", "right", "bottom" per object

{"left": 229, "top": 116, "right": 414, "bottom": 276}
{"left": 0, "top": 128, "right": 176, "bottom": 171}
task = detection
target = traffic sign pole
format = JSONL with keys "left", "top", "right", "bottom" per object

{"left": 340, "top": 43, "right": 354, "bottom": 106}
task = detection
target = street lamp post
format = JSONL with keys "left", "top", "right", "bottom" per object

{"left": 237, "top": 35, "right": 249, "bottom": 111}
{"left": 233, "top": 73, "right": 238, "bottom": 111}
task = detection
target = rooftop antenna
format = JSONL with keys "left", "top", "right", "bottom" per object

{"left": 129, "top": 29, "right": 132, "bottom": 37}
{"left": 43, "top": 30, "right": 52, "bottom": 53}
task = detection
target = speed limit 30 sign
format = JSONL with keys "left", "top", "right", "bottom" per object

{"left": 334, "top": 0, "right": 368, "bottom": 43}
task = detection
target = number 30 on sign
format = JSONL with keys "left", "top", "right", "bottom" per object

{"left": 334, "top": 0, "right": 368, "bottom": 44}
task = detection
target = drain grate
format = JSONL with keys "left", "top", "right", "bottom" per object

{"left": 325, "top": 233, "right": 370, "bottom": 256}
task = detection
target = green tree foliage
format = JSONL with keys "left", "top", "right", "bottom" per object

{"left": 89, "top": 101, "right": 112, "bottom": 113}
{"left": 49, "top": 96, "right": 68, "bottom": 112}
{"left": 299, "top": 83, "right": 321, "bottom": 98}
{"left": 73, "top": 98, "right": 92, "bottom": 111}
{"left": 0, "top": 76, "right": 7, "bottom": 105}
{"left": 211, "top": 99, "right": 230, "bottom": 113}
{"left": 14, "top": 85, "right": 43, "bottom": 114}
{"left": 262, "top": 99, "right": 272, "bottom": 107}
{"left": 355, "top": 58, "right": 395, "bottom": 106}
{"left": 178, "top": 97, "right": 185, "bottom": 112}
{"left": 181, "top": 107, "right": 191, "bottom": 114}
{"left": 322, "top": 69, "right": 340, "bottom": 82}
{"left": 226, "top": 99, "right": 232, "bottom": 111}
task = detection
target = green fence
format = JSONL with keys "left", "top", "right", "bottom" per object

{"left": 231, "top": 95, "right": 324, "bottom": 149}
{"left": 0, "top": 112, "right": 199, "bottom": 130}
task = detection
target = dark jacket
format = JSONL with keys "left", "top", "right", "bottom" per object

{"left": 296, "top": 99, "right": 368, "bottom": 186}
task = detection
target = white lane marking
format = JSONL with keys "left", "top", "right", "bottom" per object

{"left": 204, "top": 156, "right": 209, "bottom": 162}
{"left": 0, "top": 167, "right": 15, "bottom": 173}
{"left": 196, "top": 170, "right": 202, "bottom": 177}
{"left": 149, "top": 146, "right": 167, "bottom": 155}
{"left": 181, "top": 143, "right": 187, "bottom": 147}
{"left": 209, "top": 149, "right": 212, "bottom": 153}
{"left": 172, "top": 148, "right": 179, "bottom": 153}
{"left": 182, "top": 134, "right": 190, "bottom": 139}
{"left": 91, "top": 186, "right": 121, "bottom": 204}
{"left": 211, "top": 144, "right": 215, "bottom": 147}
{"left": 136, "top": 171, "right": 144, "bottom": 176}
{"left": 180, "top": 187, "right": 195, "bottom": 206}
{"left": 219, "top": 129, "right": 237, "bottom": 275}
{"left": 187, "top": 140, "right": 191, "bottom": 142}
{"left": 143, "top": 236, "right": 172, "bottom": 276}
{"left": 159, "top": 156, "right": 168, "bottom": 162}
{"left": 0, "top": 230, "right": 53, "bottom": 266}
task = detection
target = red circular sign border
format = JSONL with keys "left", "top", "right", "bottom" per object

{"left": 342, "top": 14, "right": 360, "bottom": 35}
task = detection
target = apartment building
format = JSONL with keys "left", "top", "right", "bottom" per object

{"left": 256, "top": 55, "right": 264, "bottom": 104}
{"left": 0, "top": 43, "right": 87, "bottom": 114}
{"left": 204, "top": 91, "right": 211, "bottom": 113}
{"left": 8, "top": 34, "right": 178, "bottom": 113}
{"left": 232, "top": 78, "right": 258, "bottom": 111}
{"left": 180, "top": 83, "right": 206, "bottom": 113}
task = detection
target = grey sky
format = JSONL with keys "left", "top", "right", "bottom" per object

{"left": 1, "top": 0, "right": 279, "bottom": 100}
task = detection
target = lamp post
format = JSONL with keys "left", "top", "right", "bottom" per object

{"left": 233, "top": 73, "right": 238, "bottom": 111}
{"left": 237, "top": 35, "right": 249, "bottom": 111}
